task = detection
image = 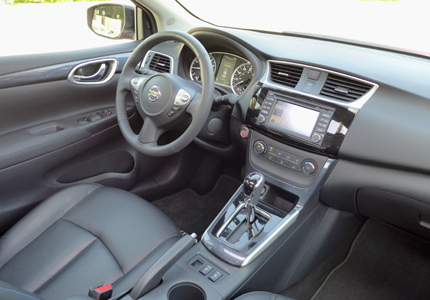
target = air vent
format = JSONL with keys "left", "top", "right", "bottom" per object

{"left": 148, "top": 53, "right": 171, "bottom": 73}
{"left": 270, "top": 63, "right": 303, "bottom": 88}
{"left": 320, "top": 74, "right": 372, "bottom": 102}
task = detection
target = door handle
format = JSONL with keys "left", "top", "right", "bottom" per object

{"left": 73, "top": 63, "right": 106, "bottom": 82}
{"left": 67, "top": 58, "right": 118, "bottom": 85}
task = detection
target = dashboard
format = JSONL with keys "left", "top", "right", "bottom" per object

{"left": 142, "top": 26, "right": 430, "bottom": 239}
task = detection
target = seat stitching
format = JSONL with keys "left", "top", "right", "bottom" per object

{"left": 0, "top": 185, "right": 102, "bottom": 270}
{"left": 33, "top": 237, "right": 97, "bottom": 294}
{"left": 0, "top": 287, "right": 40, "bottom": 300}
{"left": 60, "top": 218, "right": 126, "bottom": 275}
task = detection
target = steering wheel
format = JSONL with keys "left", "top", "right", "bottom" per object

{"left": 116, "top": 30, "right": 214, "bottom": 157}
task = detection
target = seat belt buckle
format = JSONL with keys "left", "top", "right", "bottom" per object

{"left": 89, "top": 284, "right": 113, "bottom": 300}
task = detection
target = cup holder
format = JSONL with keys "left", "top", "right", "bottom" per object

{"left": 168, "top": 283, "right": 206, "bottom": 300}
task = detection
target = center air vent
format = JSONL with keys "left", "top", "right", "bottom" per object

{"left": 321, "top": 74, "right": 372, "bottom": 102}
{"left": 148, "top": 53, "right": 171, "bottom": 73}
{"left": 270, "top": 63, "right": 303, "bottom": 88}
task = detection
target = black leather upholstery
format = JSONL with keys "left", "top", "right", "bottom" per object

{"left": 0, "top": 184, "right": 181, "bottom": 300}
{"left": 235, "top": 292, "right": 296, "bottom": 300}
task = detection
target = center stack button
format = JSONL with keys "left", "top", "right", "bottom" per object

{"left": 254, "top": 141, "right": 266, "bottom": 155}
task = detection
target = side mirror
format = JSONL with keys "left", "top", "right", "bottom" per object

{"left": 87, "top": 4, "right": 135, "bottom": 40}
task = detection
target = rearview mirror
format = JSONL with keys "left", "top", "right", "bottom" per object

{"left": 87, "top": 4, "right": 135, "bottom": 40}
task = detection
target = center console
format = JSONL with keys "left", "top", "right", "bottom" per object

{"left": 133, "top": 63, "right": 375, "bottom": 300}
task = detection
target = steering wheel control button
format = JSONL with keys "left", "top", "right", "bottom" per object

{"left": 200, "top": 264, "right": 213, "bottom": 276}
{"left": 174, "top": 89, "right": 191, "bottom": 106}
{"left": 302, "top": 159, "right": 318, "bottom": 175}
{"left": 308, "top": 70, "right": 321, "bottom": 80}
{"left": 130, "top": 77, "right": 144, "bottom": 91}
{"left": 253, "top": 141, "right": 266, "bottom": 155}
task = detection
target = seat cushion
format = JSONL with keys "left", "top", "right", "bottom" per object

{"left": 0, "top": 184, "right": 181, "bottom": 300}
{"left": 236, "top": 291, "right": 296, "bottom": 300}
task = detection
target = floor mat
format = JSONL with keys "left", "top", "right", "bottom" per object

{"left": 152, "top": 175, "right": 241, "bottom": 238}
{"left": 311, "top": 220, "right": 430, "bottom": 300}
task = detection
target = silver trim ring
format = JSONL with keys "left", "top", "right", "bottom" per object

{"left": 148, "top": 85, "right": 162, "bottom": 102}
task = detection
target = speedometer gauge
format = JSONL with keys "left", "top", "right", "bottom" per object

{"left": 189, "top": 54, "right": 216, "bottom": 82}
{"left": 231, "top": 63, "right": 254, "bottom": 95}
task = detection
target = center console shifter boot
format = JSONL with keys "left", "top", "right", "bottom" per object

{"left": 128, "top": 233, "right": 197, "bottom": 299}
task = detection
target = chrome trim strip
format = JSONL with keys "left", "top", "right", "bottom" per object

{"left": 143, "top": 50, "right": 174, "bottom": 74}
{"left": 202, "top": 148, "right": 337, "bottom": 267}
{"left": 263, "top": 60, "right": 379, "bottom": 109}
{"left": 67, "top": 58, "right": 118, "bottom": 85}
{"left": 215, "top": 203, "right": 272, "bottom": 238}
{"left": 216, "top": 203, "right": 245, "bottom": 238}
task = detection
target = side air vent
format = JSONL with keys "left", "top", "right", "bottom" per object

{"left": 148, "top": 53, "right": 171, "bottom": 73}
{"left": 320, "top": 74, "right": 372, "bottom": 101}
{"left": 270, "top": 63, "right": 303, "bottom": 88}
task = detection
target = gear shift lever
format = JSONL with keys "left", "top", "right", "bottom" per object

{"left": 243, "top": 172, "right": 265, "bottom": 226}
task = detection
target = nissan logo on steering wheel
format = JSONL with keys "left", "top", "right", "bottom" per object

{"left": 148, "top": 85, "right": 162, "bottom": 102}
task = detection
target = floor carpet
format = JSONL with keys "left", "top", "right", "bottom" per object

{"left": 311, "top": 219, "right": 430, "bottom": 300}
{"left": 152, "top": 175, "right": 241, "bottom": 238}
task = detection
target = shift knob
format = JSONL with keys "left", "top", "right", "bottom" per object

{"left": 243, "top": 172, "right": 265, "bottom": 206}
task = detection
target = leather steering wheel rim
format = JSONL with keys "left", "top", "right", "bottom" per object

{"left": 116, "top": 30, "right": 214, "bottom": 157}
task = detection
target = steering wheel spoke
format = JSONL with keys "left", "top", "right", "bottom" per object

{"left": 138, "top": 118, "right": 164, "bottom": 144}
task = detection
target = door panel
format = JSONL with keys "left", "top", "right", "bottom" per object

{"left": 0, "top": 43, "right": 160, "bottom": 233}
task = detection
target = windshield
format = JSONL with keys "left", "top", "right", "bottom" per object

{"left": 178, "top": 0, "right": 430, "bottom": 57}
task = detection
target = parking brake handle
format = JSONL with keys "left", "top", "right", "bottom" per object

{"left": 128, "top": 233, "right": 197, "bottom": 299}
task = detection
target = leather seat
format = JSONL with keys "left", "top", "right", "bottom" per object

{"left": 0, "top": 184, "right": 181, "bottom": 300}
{"left": 236, "top": 292, "right": 296, "bottom": 300}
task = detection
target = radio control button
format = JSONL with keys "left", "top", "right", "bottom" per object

{"left": 319, "top": 117, "right": 329, "bottom": 123}
{"left": 312, "top": 133, "right": 322, "bottom": 143}
{"left": 253, "top": 141, "right": 266, "bottom": 155}
{"left": 316, "top": 127, "right": 326, "bottom": 133}
{"left": 317, "top": 122, "right": 327, "bottom": 128}
{"left": 256, "top": 115, "right": 266, "bottom": 124}
{"left": 321, "top": 112, "right": 332, "bottom": 119}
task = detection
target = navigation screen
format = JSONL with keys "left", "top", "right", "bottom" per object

{"left": 215, "top": 55, "right": 237, "bottom": 86}
{"left": 269, "top": 101, "right": 319, "bottom": 137}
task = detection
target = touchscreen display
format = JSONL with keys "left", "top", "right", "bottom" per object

{"left": 269, "top": 101, "right": 319, "bottom": 137}
{"left": 215, "top": 55, "right": 237, "bottom": 86}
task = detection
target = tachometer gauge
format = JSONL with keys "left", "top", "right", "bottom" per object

{"left": 189, "top": 54, "right": 216, "bottom": 82}
{"left": 231, "top": 63, "right": 254, "bottom": 95}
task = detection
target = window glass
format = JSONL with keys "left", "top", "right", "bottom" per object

{"left": 0, "top": 0, "right": 134, "bottom": 56}
{"left": 178, "top": 0, "right": 430, "bottom": 57}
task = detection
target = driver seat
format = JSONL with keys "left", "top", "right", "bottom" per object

{"left": 0, "top": 184, "right": 181, "bottom": 300}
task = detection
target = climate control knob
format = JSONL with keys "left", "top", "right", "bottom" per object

{"left": 253, "top": 141, "right": 266, "bottom": 155}
{"left": 302, "top": 159, "right": 317, "bottom": 175}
